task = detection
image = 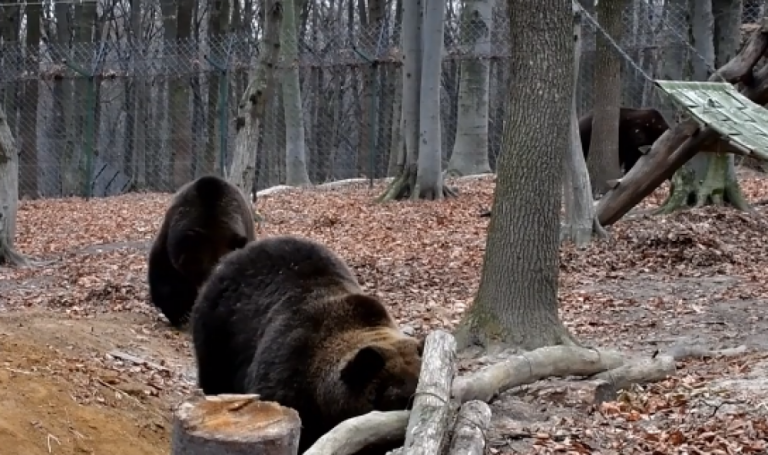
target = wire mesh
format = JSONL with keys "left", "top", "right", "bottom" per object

{"left": 0, "top": 0, "right": 763, "bottom": 198}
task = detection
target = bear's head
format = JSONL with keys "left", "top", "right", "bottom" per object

{"left": 339, "top": 331, "right": 424, "bottom": 412}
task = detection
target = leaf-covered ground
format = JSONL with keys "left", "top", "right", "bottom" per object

{"left": 1, "top": 171, "right": 768, "bottom": 454}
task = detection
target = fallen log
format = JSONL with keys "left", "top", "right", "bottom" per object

{"left": 452, "top": 346, "right": 625, "bottom": 403}
{"left": 170, "top": 394, "right": 301, "bottom": 455}
{"left": 402, "top": 330, "right": 458, "bottom": 455}
{"left": 447, "top": 400, "right": 492, "bottom": 455}
{"left": 303, "top": 411, "right": 410, "bottom": 455}
{"left": 596, "top": 20, "right": 768, "bottom": 226}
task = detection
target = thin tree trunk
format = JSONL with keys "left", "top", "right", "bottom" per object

{"left": 280, "top": 0, "right": 311, "bottom": 186}
{"left": 0, "top": 104, "right": 27, "bottom": 266}
{"left": 446, "top": 0, "right": 493, "bottom": 177}
{"left": 228, "top": 0, "right": 283, "bottom": 195}
{"left": 586, "top": 0, "right": 625, "bottom": 197}
{"left": 20, "top": 2, "right": 40, "bottom": 198}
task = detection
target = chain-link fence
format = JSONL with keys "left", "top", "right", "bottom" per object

{"left": 0, "top": 0, "right": 764, "bottom": 199}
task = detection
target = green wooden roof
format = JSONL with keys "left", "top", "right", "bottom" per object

{"left": 655, "top": 80, "right": 768, "bottom": 160}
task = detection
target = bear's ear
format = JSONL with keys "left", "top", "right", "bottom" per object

{"left": 340, "top": 346, "right": 387, "bottom": 389}
{"left": 228, "top": 233, "right": 249, "bottom": 250}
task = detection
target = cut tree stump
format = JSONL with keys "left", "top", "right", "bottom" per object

{"left": 171, "top": 394, "right": 301, "bottom": 455}
{"left": 447, "top": 400, "right": 492, "bottom": 455}
{"left": 403, "top": 330, "right": 458, "bottom": 455}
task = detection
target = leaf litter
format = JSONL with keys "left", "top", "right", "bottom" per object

{"left": 0, "top": 170, "right": 767, "bottom": 454}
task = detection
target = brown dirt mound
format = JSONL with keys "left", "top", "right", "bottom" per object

{"left": 0, "top": 312, "right": 193, "bottom": 455}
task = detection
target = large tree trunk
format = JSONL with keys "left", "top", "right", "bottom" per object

{"left": 446, "top": 0, "right": 493, "bottom": 178}
{"left": 454, "top": 0, "right": 576, "bottom": 351}
{"left": 659, "top": 0, "right": 749, "bottom": 213}
{"left": 586, "top": 0, "right": 625, "bottom": 197}
{"left": 228, "top": 0, "right": 283, "bottom": 195}
{"left": 281, "top": 0, "right": 311, "bottom": 186}
{"left": 0, "top": 105, "right": 27, "bottom": 266}
{"left": 561, "top": 3, "right": 606, "bottom": 247}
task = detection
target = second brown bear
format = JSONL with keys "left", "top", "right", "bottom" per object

{"left": 190, "top": 234, "right": 423, "bottom": 454}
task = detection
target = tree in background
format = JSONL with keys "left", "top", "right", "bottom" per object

{"left": 445, "top": 0, "right": 494, "bottom": 178}
{"left": 455, "top": 0, "right": 577, "bottom": 350}
{"left": 586, "top": 0, "right": 627, "bottom": 197}
{"left": 281, "top": 0, "right": 311, "bottom": 187}
{"left": 0, "top": 104, "right": 27, "bottom": 267}
{"left": 379, "top": 0, "right": 457, "bottom": 201}
{"left": 659, "top": 0, "right": 749, "bottom": 212}
{"left": 562, "top": 1, "right": 607, "bottom": 247}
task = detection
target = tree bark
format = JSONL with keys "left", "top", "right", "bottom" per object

{"left": 0, "top": 104, "right": 27, "bottom": 267}
{"left": 170, "top": 395, "right": 300, "bottom": 455}
{"left": 228, "top": 0, "right": 283, "bottom": 198}
{"left": 586, "top": 0, "right": 625, "bottom": 197}
{"left": 454, "top": 0, "right": 576, "bottom": 351}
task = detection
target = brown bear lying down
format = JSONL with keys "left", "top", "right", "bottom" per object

{"left": 190, "top": 234, "right": 423, "bottom": 454}
{"left": 147, "top": 174, "right": 255, "bottom": 328}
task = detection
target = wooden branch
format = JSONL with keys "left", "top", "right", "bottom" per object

{"left": 403, "top": 330, "right": 457, "bottom": 455}
{"left": 452, "top": 346, "right": 625, "bottom": 403}
{"left": 665, "top": 343, "right": 748, "bottom": 361}
{"left": 170, "top": 394, "right": 301, "bottom": 455}
{"left": 596, "top": 25, "right": 768, "bottom": 226}
{"left": 447, "top": 400, "right": 491, "bottom": 455}
{"left": 303, "top": 411, "right": 410, "bottom": 455}
{"left": 588, "top": 355, "right": 676, "bottom": 404}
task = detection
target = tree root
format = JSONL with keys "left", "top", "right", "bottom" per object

{"left": 268, "top": 333, "right": 749, "bottom": 454}
{"left": 377, "top": 167, "right": 458, "bottom": 202}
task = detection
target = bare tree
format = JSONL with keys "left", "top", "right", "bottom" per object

{"left": 446, "top": 0, "right": 493, "bottom": 178}
{"left": 562, "top": 2, "right": 607, "bottom": 247}
{"left": 379, "top": 0, "right": 456, "bottom": 201}
{"left": 455, "top": 0, "right": 576, "bottom": 350}
{"left": 228, "top": 0, "right": 283, "bottom": 196}
{"left": 586, "top": 0, "right": 626, "bottom": 197}
{"left": 281, "top": 0, "right": 311, "bottom": 186}
{"left": 658, "top": 0, "right": 749, "bottom": 212}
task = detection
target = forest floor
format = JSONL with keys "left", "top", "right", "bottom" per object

{"left": 2, "top": 170, "right": 768, "bottom": 454}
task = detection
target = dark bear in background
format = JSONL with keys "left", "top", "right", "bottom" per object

{"left": 147, "top": 175, "right": 255, "bottom": 328}
{"left": 579, "top": 107, "right": 669, "bottom": 174}
{"left": 191, "top": 235, "right": 423, "bottom": 454}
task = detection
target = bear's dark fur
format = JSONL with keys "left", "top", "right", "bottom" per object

{"left": 147, "top": 175, "right": 255, "bottom": 328}
{"left": 579, "top": 107, "right": 669, "bottom": 173}
{"left": 190, "top": 235, "right": 423, "bottom": 454}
